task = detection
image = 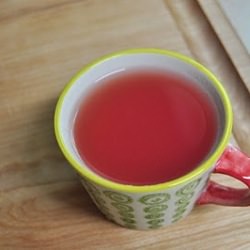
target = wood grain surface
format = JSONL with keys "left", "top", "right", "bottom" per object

{"left": 1, "top": 0, "right": 250, "bottom": 249}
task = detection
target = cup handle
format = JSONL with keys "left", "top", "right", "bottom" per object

{"left": 197, "top": 145, "right": 250, "bottom": 206}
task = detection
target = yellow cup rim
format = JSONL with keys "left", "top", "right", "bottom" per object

{"left": 54, "top": 48, "right": 233, "bottom": 193}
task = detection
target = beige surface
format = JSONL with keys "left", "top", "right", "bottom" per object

{"left": 1, "top": 0, "right": 250, "bottom": 249}
{"left": 198, "top": 0, "right": 250, "bottom": 94}
{"left": 218, "top": 0, "right": 250, "bottom": 55}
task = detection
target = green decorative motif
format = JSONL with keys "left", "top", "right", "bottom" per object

{"left": 92, "top": 196, "right": 106, "bottom": 205}
{"left": 104, "top": 191, "right": 136, "bottom": 228}
{"left": 144, "top": 204, "right": 168, "bottom": 213}
{"left": 85, "top": 181, "right": 102, "bottom": 195}
{"left": 139, "top": 193, "right": 170, "bottom": 229}
{"left": 118, "top": 211, "right": 135, "bottom": 218}
{"left": 175, "top": 198, "right": 190, "bottom": 207}
{"left": 147, "top": 219, "right": 164, "bottom": 225}
{"left": 80, "top": 178, "right": 114, "bottom": 221}
{"left": 145, "top": 213, "right": 165, "bottom": 219}
{"left": 81, "top": 178, "right": 203, "bottom": 228}
{"left": 171, "top": 178, "right": 201, "bottom": 223}
{"left": 104, "top": 191, "right": 133, "bottom": 203}
{"left": 176, "top": 192, "right": 194, "bottom": 199}
{"left": 93, "top": 197, "right": 114, "bottom": 220}
{"left": 98, "top": 204, "right": 110, "bottom": 213}
{"left": 111, "top": 203, "right": 134, "bottom": 212}
{"left": 176, "top": 178, "right": 201, "bottom": 196}
{"left": 173, "top": 211, "right": 185, "bottom": 218}
{"left": 139, "top": 193, "right": 170, "bottom": 205}
{"left": 175, "top": 206, "right": 187, "bottom": 213}
{"left": 121, "top": 218, "right": 136, "bottom": 224}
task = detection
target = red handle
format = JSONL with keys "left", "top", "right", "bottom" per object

{"left": 197, "top": 145, "right": 250, "bottom": 206}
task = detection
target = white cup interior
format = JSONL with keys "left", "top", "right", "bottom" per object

{"left": 57, "top": 52, "right": 226, "bottom": 178}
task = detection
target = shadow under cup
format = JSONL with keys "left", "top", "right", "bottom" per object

{"left": 54, "top": 49, "right": 232, "bottom": 229}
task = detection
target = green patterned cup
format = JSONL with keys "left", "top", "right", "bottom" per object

{"left": 55, "top": 49, "right": 250, "bottom": 230}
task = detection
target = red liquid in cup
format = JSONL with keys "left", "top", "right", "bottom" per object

{"left": 74, "top": 69, "right": 218, "bottom": 185}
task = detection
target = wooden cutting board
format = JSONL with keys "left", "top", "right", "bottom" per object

{"left": 1, "top": 0, "right": 250, "bottom": 249}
